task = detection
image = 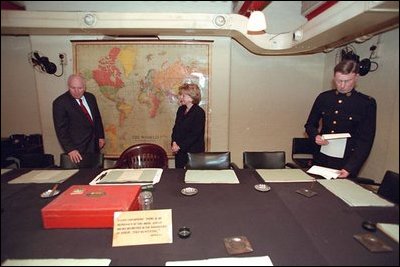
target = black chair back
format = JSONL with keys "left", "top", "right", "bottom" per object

{"left": 60, "top": 153, "right": 104, "bottom": 169}
{"left": 186, "top": 152, "right": 231, "bottom": 170}
{"left": 291, "top": 138, "right": 315, "bottom": 168}
{"left": 243, "top": 151, "right": 286, "bottom": 169}
{"left": 19, "top": 153, "right": 54, "bottom": 168}
{"left": 378, "top": 170, "right": 399, "bottom": 204}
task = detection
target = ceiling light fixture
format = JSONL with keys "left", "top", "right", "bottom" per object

{"left": 247, "top": 11, "right": 266, "bottom": 35}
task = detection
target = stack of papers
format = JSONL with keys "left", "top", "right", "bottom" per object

{"left": 184, "top": 170, "right": 239, "bottom": 184}
{"left": 89, "top": 168, "right": 163, "bottom": 185}
{"left": 256, "top": 169, "right": 315, "bottom": 183}
{"left": 318, "top": 179, "right": 395, "bottom": 207}
{"left": 8, "top": 170, "right": 78, "bottom": 184}
{"left": 307, "top": 165, "right": 340, "bottom": 179}
{"left": 165, "top": 255, "right": 273, "bottom": 266}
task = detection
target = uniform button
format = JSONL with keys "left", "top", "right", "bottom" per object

{"left": 349, "top": 117, "right": 352, "bottom": 120}
{"left": 335, "top": 110, "right": 339, "bottom": 114}
{"left": 333, "top": 121, "right": 337, "bottom": 124}
{"left": 338, "top": 100, "right": 343, "bottom": 104}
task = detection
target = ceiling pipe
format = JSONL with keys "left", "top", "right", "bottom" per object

{"left": 237, "top": 1, "right": 271, "bottom": 17}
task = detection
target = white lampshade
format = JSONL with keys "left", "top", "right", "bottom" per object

{"left": 247, "top": 11, "right": 266, "bottom": 33}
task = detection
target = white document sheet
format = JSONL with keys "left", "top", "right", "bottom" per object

{"left": 165, "top": 255, "right": 273, "bottom": 266}
{"left": 377, "top": 223, "right": 399, "bottom": 243}
{"left": 8, "top": 170, "right": 78, "bottom": 184}
{"left": 320, "top": 133, "right": 351, "bottom": 158}
{"left": 256, "top": 169, "right": 315, "bottom": 183}
{"left": 318, "top": 179, "right": 395, "bottom": 207}
{"left": 89, "top": 168, "right": 163, "bottom": 185}
{"left": 1, "top": 258, "right": 111, "bottom": 266}
{"left": 1, "top": 169, "right": 13, "bottom": 175}
{"left": 307, "top": 165, "right": 340, "bottom": 179}
{"left": 184, "top": 170, "right": 239, "bottom": 184}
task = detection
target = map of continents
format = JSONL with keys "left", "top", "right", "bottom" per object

{"left": 75, "top": 42, "right": 210, "bottom": 157}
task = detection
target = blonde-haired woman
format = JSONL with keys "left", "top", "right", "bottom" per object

{"left": 171, "top": 83, "right": 205, "bottom": 168}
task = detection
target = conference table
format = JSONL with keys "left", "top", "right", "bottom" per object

{"left": 1, "top": 168, "right": 399, "bottom": 266}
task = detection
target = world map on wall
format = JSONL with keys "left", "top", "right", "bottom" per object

{"left": 74, "top": 41, "right": 210, "bottom": 157}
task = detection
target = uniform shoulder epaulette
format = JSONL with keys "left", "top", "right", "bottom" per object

{"left": 357, "top": 91, "right": 375, "bottom": 101}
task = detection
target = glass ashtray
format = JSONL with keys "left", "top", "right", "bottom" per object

{"left": 178, "top": 227, "right": 191, "bottom": 238}
{"left": 181, "top": 187, "right": 198, "bottom": 196}
{"left": 40, "top": 189, "right": 61, "bottom": 198}
{"left": 254, "top": 184, "right": 271, "bottom": 192}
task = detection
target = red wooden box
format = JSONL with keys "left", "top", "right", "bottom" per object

{"left": 41, "top": 185, "right": 141, "bottom": 229}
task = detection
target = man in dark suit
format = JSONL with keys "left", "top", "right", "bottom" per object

{"left": 305, "top": 60, "right": 377, "bottom": 178}
{"left": 53, "top": 74, "right": 105, "bottom": 164}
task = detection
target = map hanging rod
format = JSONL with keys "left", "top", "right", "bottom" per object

{"left": 101, "top": 35, "right": 160, "bottom": 40}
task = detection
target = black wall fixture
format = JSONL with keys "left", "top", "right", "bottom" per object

{"left": 30, "top": 51, "right": 57, "bottom": 74}
{"left": 340, "top": 46, "right": 378, "bottom": 76}
{"left": 29, "top": 51, "right": 64, "bottom": 77}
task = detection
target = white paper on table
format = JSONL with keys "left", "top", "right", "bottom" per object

{"left": 165, "top": 255, "right": 273, "bottom": 266}
{"left": 256, "top": 169, "right": 315, "bottom": 183}
{"left": 1, "top": 169, "right": 13, "bottom": 175}
{"left": 318, "top": 179, "right": 395, "bottom": 207}
{"left": 8, "top": 170, "right": 78, "bottom": 184}
{"left": 184, "top": 170, "right": 239, "bottom": 184}
{"left": 377, "top": 223, "right": 399, "bottom": 243}
{"left": 307, "top": 165, "right": 340, "bottom": 179}
{"left": 89, "top": 168, "right": 162, "bottom": 185}
{"left": 320, "top": 133, "right": 351, "bottom": 158}
{"left": 1, "top": 258, "right": 111, "bottom": 266}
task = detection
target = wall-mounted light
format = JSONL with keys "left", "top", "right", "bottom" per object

{"left": 247, "top": 11, "right": 266, "bottom": 35}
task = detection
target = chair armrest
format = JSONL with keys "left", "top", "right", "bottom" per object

{"left": 350, "top": 177, "right": 380, "bottom": 186}
{"left": 285, "top": 162, "right": 300, "bottom": 169}
{"left": 230, "top": 162, "right": 240, "bottom": 170}
{"left": 243, "top": 162, "right": 255, "bottom": 169}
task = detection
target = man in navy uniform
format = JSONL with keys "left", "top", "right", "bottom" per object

{"left": 305, "top": 60, "right": 377, "bottom": 178}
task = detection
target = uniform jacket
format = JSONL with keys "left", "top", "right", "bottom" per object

{"left": 53, "top": 91, "right": 105, "bottom": 154}
{"left": 305, "top": 89, "right": 376, "bottom": 176}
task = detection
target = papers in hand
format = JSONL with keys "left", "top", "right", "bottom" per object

{"left": 307, "top": 165, "right": 340, "bottom": 179}
{"left": 90, "top": 168, "right": 162, "bottom": 185}
{"left": 320, "top": 133, "right": 351, "bottom": 158}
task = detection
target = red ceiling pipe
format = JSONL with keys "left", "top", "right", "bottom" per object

{"left": 1, "top": 1, "right": 25, "bottom": 10}
{"left": 238, "top": 1, "right": 271, "bottom": 17}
